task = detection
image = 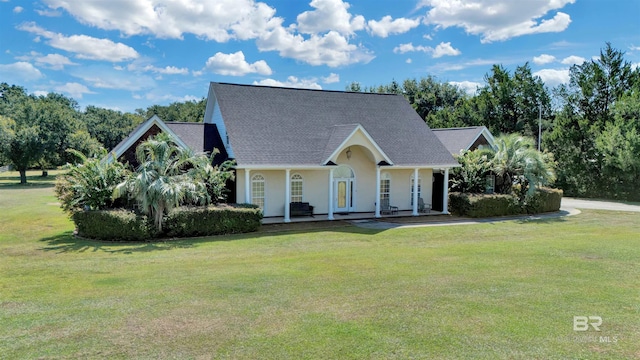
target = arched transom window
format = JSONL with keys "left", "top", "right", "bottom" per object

{"left": 291, "top": 173, "right": 303, "bottom": 202}
{"left": 251, "top": 174, "right": 265, "bottom": 209}
{"left": 380, "top": 172, "right": 391, "bottom": 202}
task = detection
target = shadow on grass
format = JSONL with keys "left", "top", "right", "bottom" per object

{"left": 39, "top": 231, "right": 196, "bottom": 254}
{"left": 38, "top": 222, "right": 383, "bottom": 253}
{"left": 0, "top": 183, "right": 55, "bottom": 190}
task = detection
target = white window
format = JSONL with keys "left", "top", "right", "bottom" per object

{"left": 251, "top": 174, "right": 265, "bottom": 208}
{"left": 291, "top": 173, "right": 303, "bottom": 202}
{"left": 410, "top": 175, "right": 422, "bottom": 206}
{"left": 380, "top": 172, "right": 391, "bottom": 202}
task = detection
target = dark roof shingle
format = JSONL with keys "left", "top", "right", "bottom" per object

{"left": 210, "top": 83, "right": 457, "bottom": 167}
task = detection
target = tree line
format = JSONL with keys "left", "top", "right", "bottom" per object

{"left": 0, "top": 83, "right": 205, "bottom": 183}
{"left": 1, "top": 43, "right": 638, "bottom": 200}
{"left": 347, "top": 43, "right": 640, "bottom": 201}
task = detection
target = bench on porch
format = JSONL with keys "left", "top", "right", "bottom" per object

{"left": 290, "top": 202, "right": 314, "bottom": 217}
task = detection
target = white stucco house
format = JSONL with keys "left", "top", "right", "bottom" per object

{"left": 110, "top": 82, "right": 460, "bottom": 222}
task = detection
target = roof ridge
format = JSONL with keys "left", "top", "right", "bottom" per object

{"left": 212, "top": 82, "right": 402, "bottom": 96}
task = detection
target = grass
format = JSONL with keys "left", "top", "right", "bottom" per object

{"left": 1, "top": 171, "right": 639, "bottom": 359}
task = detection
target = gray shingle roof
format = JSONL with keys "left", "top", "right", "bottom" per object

{"left": 165, "top": 122, "right": 204, "bottom": 152}
{"left": 210, "top": 83, "right": 458, "bottom": 167}
{"left": 432, "top": 126, "right": 488, "bottom": 155}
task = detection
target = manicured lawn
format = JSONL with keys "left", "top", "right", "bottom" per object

{"left": 1, "top": 171, "right": 639, "bottom": 359}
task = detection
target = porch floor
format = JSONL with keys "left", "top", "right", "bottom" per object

{"left": 261, "top": 210, "right": 445, "bottom": 224}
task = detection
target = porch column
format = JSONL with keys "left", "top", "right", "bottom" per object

{"left": 244, "top": 169, "right": 251, "bottom": 204}
{"left": 443, "top": 168, "right": 450, "bottom": 214}
{"left": 328, "top": 168, "right": 335, "bottom": 220}
{"left": 412, "top": 168, "right": 419, "bottom": 216}
{"left": 284, "top": 168, "right": 291, "bottom": 223}
{"left": 375, "top": 166, "right": 381, "bottom": 218}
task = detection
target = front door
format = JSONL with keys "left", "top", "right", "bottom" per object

{"left": 334, "top": 179, "right": 352, "bottom": 213}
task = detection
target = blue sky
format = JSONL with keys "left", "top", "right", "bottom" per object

{"left": 1, "top": 0, "right": 639, "bottom": 112}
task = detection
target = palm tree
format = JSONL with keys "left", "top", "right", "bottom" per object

{"left": 492, "top": 134, "right": 556, "bottom": 196}
{"left": 55, "top": 148, "right": 129, "bottom": 213}
{"left": 113, "top": 133, "right": 210, "bottom": 233}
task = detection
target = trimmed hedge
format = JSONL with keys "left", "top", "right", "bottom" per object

{"left": 72, "top": 209, "right": 154, "bottom": 241}
{"left": 164, "top": 204, "right": 262, "bottom": 238}
{"left": 525, "top": 187, "right": 563, "bottom": 214}
{"left": 449, "top": 188, "right": 563, "bottom": 218}
{"left": 71, "top": 203, "right": 262, "bottom": 241}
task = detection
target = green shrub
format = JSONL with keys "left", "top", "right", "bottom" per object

{"left": 165, "top": 204, "right": 263, "bottom": 238}
{"left": 448, "top": 192, "right": 471, "bottom": 216}
{"left": 449, "top": 189, "right": 563, "bottom": 217}
{"left": 72, "top": 209, "right": 154, "bottom": 241}
{"left": 525, "top": 187, "right": 563, "bottom": 214}
{"left": 466, "top": 193, "right": 522, "bottom": 218}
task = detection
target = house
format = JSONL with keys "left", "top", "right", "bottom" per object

{"left": 432, "top": 126, "right": 495, "bottom": 155}
{"left": 110, "top": 82, "right": 460, "bottom": 221}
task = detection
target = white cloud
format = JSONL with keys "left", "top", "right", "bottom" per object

{"left": 533, "top": 54, "right": 556, "bottom": 65}
{"left": 449, "top": 81, "right": 482, "bottom": 94}
{"left": 420, "top": 0, "right": 575, "bottom": 43}
{"left": 71, "top": 66, "right": 155, "bottom": 91}
{"left": 432, "top": 42, "right": 461, "bottom": 58}
{"left": 18, "top": 22, "right": 139, "bottom": 62}
{"left": 534, "top": 68, "right": 570, "bottom": 87}
{"left": 130, "top": 64, "right": 189, "bottom": 75}
{"left": 257, "top": 29, "right": 374, "bottom": 67}
{"left": 253, "top": 76, "right": 322, "bottom": 90}
{"left": 0, "top": 62, "right": 43, "bottom": 81}
{"left": 296, "top": 0, "right": 365, "bottom": 35}
{"left": 13, "top": 6, "right": 23, "bottom": 13}
{"left": 367, "top": 16, "right": 421, "bottom": 38}
{"left": 36, "top": 53, "right": 77, "bottom": 70}
{"left": 205, "top": 51, "right": 272, "bottom": 76}
{"left": 406, "top": 58, "right": 412, "bottom": 64}
{"left": 139, "top": 92, "right": 200, "bottom": 103}
{"left": 322, "top": 73, "right": 340, "bottom": 84}
{"left": 393, "top": 41, "right": 460, "bottom": 58}
{"left": 35, "top": 8, "right": 61, "bottom": 17}
{"left": 561, "top": 55, "right": 586, "bottom": 65}
{"left": 54, "top": 82, "right": 95, "bottom": 99}
{"left": 632, "top": 62, "right": 640, "bottom": 70}
{"left": 629, "top": 45, "right": 640, "bottom": 51}
{"left": 39, "top": 0, "right": 374, "bottom": 68}
{"left": 41, "top": 0, "right": 281, "bottom": 42}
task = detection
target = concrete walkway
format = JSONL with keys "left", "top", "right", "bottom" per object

{"left": 561, "top": 197, "right": 640, "bottom": 212}
{"left": 351, "top": 197, "right": 640, "bottom": 231}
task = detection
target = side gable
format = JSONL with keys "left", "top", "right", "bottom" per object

{"left": 432, "top": 126, "right": 496, "bottom": 155}
{"left": 107, "top": 115, "right": 190, "bottom": 164}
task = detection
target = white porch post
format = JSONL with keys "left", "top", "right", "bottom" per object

{"left": 244, "top": 169, "right": 251, "bottom": 204}
{"left": 443, "top": 168, "right": 450, "bottom": 214}
{"left": 412, "top": 168, "right": 419, "bottom": 216}
{"left": 375, "top": 166, "right": 381, "bottom": 218}
{"left": 284, "top": 168, "right": 291, "bottom": 223}
{"left": 328, "top": 168, "right": 335, "bottom": 220}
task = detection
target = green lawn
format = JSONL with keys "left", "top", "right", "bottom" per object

{"left": 1, "top": 171, "right": 639, "bottom": 359}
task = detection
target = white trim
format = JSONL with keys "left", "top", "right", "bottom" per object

{"left": 412, "top": 168, "right": 419, "bottom": 216}
{"left": 106, "top": 115, "right": 190, "bottom": 163}
{"left": 328, "top": 168, "right": 335, "bottom": 220}
{"left": 323, "top": 124, "right": 393, "bottom": 165}
{"left": 443, "top": 168, "right": 450, "bottom": 214}
{"left": 284, "top": 169, "right": 291, "bottom": 223}
{"left": 375, "top": 166, "right": 381, "bottom": 218}
{"left": 466, "top": 126, "right": 496, "bottom": 151}
{"left": 235, "top": 163, "right": 460, "bottom": 171}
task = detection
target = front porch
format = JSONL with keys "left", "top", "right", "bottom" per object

{"left": 261, "top": 210, "right": 446, "bottom": 224}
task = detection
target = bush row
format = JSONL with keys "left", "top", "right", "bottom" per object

{"left": 449, "top": 188, "right": 563, "bottom": 218}
{"left": 72, "top": 204, "right": 262, "bottom": 241}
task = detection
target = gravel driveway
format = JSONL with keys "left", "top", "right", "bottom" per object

{"left": 561, "top": 197, "right": 640, "bottom": 212}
